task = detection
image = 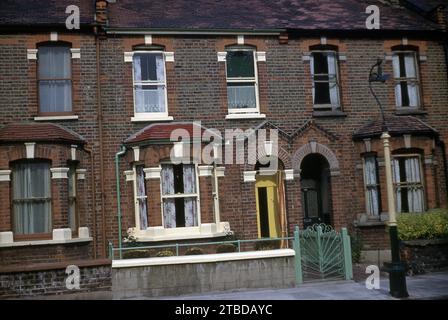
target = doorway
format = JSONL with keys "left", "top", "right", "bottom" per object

{"left": 255, "top": 173, "right": 281, "bottom": 238}
{"left": 300, "top": 154, "right": 332, "bottom": 228}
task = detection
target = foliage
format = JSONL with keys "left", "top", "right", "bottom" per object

{"left": 155, "top": 249, "right": 175, "bottom": 257}
{"left": 397, "top": 209, "right": 448, "bottom": 241}
{"left": 255, "top": 240, "right": 281, "bottom": 251}
{"left": 122, "top": 249, "right": 151, "bottom": 259}
{"left": 216, "top": 243, "right": 237, "bottom": 253}
{"left": 185, "top": 247, "right": 204, "bottom": 255}
{"left": 350, "top": 232, "right": 363, "bottom": 264}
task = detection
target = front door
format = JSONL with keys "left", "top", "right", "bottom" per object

{"left": 255, "top": 174, "right": 281, "bottom": 238}
{"left": 301, "top": 179, "right": 323, "bottom": 228}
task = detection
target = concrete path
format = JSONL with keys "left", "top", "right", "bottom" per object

{"left": 145, "top": 271, "right": 448, "bottom": 300}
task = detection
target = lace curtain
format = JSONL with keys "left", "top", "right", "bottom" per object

{"left": 364, "top": 157, "right": 380, "bottom": 216}
{"left": 13, "top": 162, "right": 51, "bottom": 234}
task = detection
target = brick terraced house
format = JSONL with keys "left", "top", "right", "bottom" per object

{"left": 0, "top": 0, "right": 447, "bottom": 296}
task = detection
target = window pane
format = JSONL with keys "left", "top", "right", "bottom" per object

{"left": 38, "top": 46, "right": 71, "bottom": 79}
{"left": 136, "top": 165, "right": 148, "bottom": 230}
{"left": 133, "top": 53, "right": 165, "bottom": 82}
{"left": 12, "top": 162, "right": 51, "bottom": 234}
{"left": 227, "top": 83, "right": 256, "bottom": 109}
{"left": 39, "top": 80, "right": 72, "bottom": 113}
{"left": 68, "top": 165, "right": 76, "bottom": 230}
{"left": 364, "top": 156, "right": 380, "bottom": 216}
{"left": 134, "top": 85, "right": 166, "bottom": 113}
{"left": 226, "top": 51, "right": 255, "bottom": 78}
{"left": 314, "top": 82, "right": 331, "bottom": 104}
{"left": 312, "top": 52, "right": 329, "bottom": 75}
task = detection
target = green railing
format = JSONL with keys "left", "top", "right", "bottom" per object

{"left": 108, "top": 224, "right": 353, "bottom": 285}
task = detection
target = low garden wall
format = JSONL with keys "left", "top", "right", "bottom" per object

{"left": 112, "top": 249, "right": 296, "bottom": 298}
{"left": 400, "top": 239, "right": 448, "bottom": 275}
{"left": 0, "top": 259, "right": 112, "bottom": 298}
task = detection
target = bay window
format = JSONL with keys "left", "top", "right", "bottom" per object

{"left": 132, "top": 52, "right": 167, "bottom": 118}
{"left": 310, "top": 51, "right": 340, "bottom": 110}
{"left": 12, "top": 161, "right": 52, "bottom": 235}
{"left": 135, "top": 165, "right": 148, "bottom": 230}
{"left": 226, "top": 49, "right": 259, "bottom": 114}
{"left": 161, "top": 163, "right": 199, "bottom": 228}
{"left": 392, "top": 51, "right": 420, "bottom": 109}
{"left": 392, "top": 155, "right": 425, "bottom": 213}
{"left": 38, "top": 44, "right": 72, "bottom": 113}
{"left": 68, "top": 164, "right": 77, "bottom": 230}
{"left": 363, "top": 155, "right": 381, "bottom": 216}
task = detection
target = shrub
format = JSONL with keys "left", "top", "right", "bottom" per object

{"left": 255, "top": 240, "right": 281, "bottom": 251}
{"left": 122, "top": 249, "right": 151, "bottom": 259}
{"left": 155, "top": 249, "right": 175, "bottom": 257}
{"left": 185, "top": 247, "right": 204, "bottom": 255}
{"left": 216, "top": 243, "right": 237, "bottom": 253}
{"left": 397, "top": 209, "right": 448, "bottom": 241}
{"left": 350, "top": 233, "right": 363, "bottom": 264}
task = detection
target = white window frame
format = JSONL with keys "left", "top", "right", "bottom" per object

{"left": 362, "top": 155, "right": 381, "bottom": 216}
{"left": 392, "top": 153, "right": 426, "bottom": 213}
{"left": 310, "top": 50, "right": 341, "bottom": 111}
{"left": 133, "top": 164, "right": 148, "bottom": 231}
{"left": 392, "top": 50, "right": 421, "bottom": 109}
{"left": 225, "top": 48, "right": 260, "bottom": 115}
{"left": 68, "top": 164, "right": 78, "bottom": 231}
{"left": 159, "top": 162, "right": 201, "bottom": 229}
{"left": 132, "top": 50, "right": 169, "bottom": 120}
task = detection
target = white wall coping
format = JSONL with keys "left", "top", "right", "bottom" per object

{"left": 112, "top": 248, "right": 295, "bottom": 268}
{"left": 0, "top": 237, "right": 92, "bottom": 248}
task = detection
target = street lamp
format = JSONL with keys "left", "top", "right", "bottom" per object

{"left": 368, "top": 59, "right": 409, "bottom": 298}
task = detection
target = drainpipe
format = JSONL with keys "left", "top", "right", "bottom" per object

{"left": 83, "top": 145, "right": 97, "bottom": 259}
{"left": 115, "top": 145, "right": 126, "bottom": 259}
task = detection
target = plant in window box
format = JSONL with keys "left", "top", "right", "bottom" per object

{"left": 185, "top": 247, "right": 204, "bottom": 255}
{"left": 216, "top": 243, "right": 237, "bottom": 253}
{"left": 122, "top": 249, "right": 151, "bottom": 259}
{"left": 155, "top": 249, "right": 175, "bottom": 257}
{"left": 255, "top": 240, "right": 281, "bottom": 251}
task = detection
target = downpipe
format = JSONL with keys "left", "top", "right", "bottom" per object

{"left": 115, "top": 145, "right": 127, "bottom": 259}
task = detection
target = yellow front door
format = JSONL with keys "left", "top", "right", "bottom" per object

{"left": 255, "top": 174, "right": 281, "bottom": 238}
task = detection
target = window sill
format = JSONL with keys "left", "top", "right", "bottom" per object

{"left": 0, "top": 237, "right": 92, "bottom": 248}
{"left": 129, "top": 222, "right": 230, "bottom": 242}
{"left": 395, "top": 109, "right": 427, "bottom": 116}
{"left": 354, "top": 213, "right": 389, "bottom": 227}
{"left": 131, "top": 116, "right": 174, "bottom": 122}
{"left": 225, "top": 113, "right": 266, "bottom": 120}
{"left": 34, "top": 115, "right": 79, "bottom": 121}
{"left": 312, "top": 110, "right": 346, "bottom": 118}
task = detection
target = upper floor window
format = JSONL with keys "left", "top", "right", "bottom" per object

{"left": 226, "top": 48, "right": 259, "bottom": 114}
{"left": 392, "top": 51, "right": 420, "bottom": 109}
{"left": 161, "top": 163, "right": 198, "bottom": 228}
{"left": 38, "top": 44, "right": 72, "bottom": 113}
{"left": 363, "top": 155, "right": 381, "bottom": 216}
{"left": 132, "top": 51, "right": 167, "bottom": 118}
{"left": 310, "top": 50, "right": 340, "bottom": 111}
{"left": 392, "top": 154, "right": 425, "bottom": 213}
{"left": 12, "top": 160, "right": 52, "bottom": 235}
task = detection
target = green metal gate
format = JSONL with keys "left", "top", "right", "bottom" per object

{"left": 293, "top": 224, "right": 353, "bottom": 284}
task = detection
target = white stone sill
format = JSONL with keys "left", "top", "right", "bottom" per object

{"left": 225, "top": 113, "right": 266, "bottom": 120}
{"left": 131, "top": 116, "right": 174, "bottom": 122}
{"left": 0, "top": 237, "right": 92, "bottom": 248}
{"left": 34, "top": 115, "right": 79, "bottom": 121}
{"left": 112, "top": 248, "right": 295, "bottom": 268}
{"left": 134, "top": 231, "right": 228, "bottom": 242}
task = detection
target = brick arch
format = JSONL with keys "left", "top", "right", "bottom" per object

{"left": 292, "top": 141, "right": 340, "bottom": 176}
{"left": 245, "top": 145, "right": 291, "bottom": 171}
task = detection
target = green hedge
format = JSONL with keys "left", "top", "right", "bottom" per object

{"left": 397, "top": 209, "right": 448, "bottom": 241}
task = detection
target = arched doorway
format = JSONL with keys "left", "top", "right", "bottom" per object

{"left": 300, "top": 154, "right": 332, "bottom": 228}
{"left": 254, "top": 161, "right": 286, "bottom": 238}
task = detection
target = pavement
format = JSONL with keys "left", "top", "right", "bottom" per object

{"left": 147, "top": 271, "right": 448, "bottom": 300}
{"left": 19, "top": 270, "right": 448, "bottom": 300}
